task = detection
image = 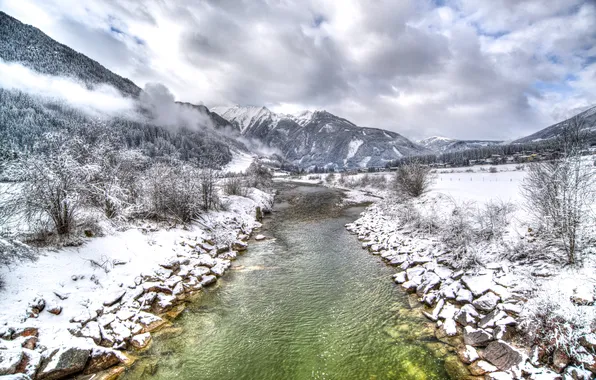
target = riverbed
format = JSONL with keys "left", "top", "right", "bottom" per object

{"left": 122, "top": 184, "right": 450, "bottom": 380}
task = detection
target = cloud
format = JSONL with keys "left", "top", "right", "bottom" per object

{"left": 0, "top": 0, "right": 594, "bottom": 140}
{"left": 139, "top": 82, "right": 214, "bottom": 130}
{"left": 0, "top": 58, "right": 135, "bottom": 116}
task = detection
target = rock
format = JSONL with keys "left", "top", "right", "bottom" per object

{"left": 17, "top": 349, "right": 41, "bottom": 379}
{"left": 210, "top": 264, "right": 226, "bottom": 277}
{"left": 159, "top": 258, "right": 180, "bottom": 270}
{"left": 433, "top": 265, "right": 453, "bottom": 280}
{"left": 580, "top": 333, "right": 596, "bottom": 350}
{"left": 38, "top": 346, "right": 91, "bottom": 380}
{"left": 401, "top": 281, "right": 418, "bottom": 293}
{"left": 461, "top": 275, "right": 493, "bottom": 296}
{"left": 406, "top": 266, "right": 425, "bottom": 281}
{"left": 12, "top": 328, "right": 39, "bottom": 340}
{"left": 499, "top": 303, "right": 522, "bottom": 315}
{"left": 441, "top": 282, "right": 461, "bottom": 300}
{"left": 493, "top": 325, "right": 512, "bottom": 341}
{"left": 494, "top": 274, "right": 516, "bottom": 287}
{"left": 83, "top": 348, "right": 125, "bottom": 374}
{"left": 439, "top": 318, "right": 458, "bottom": 337}
{"left": 552, "top": 348, "right": 569, "bottom": 373}
{"left": 571, "top": 285, "right": 595, "bottom": 306}
{"left": 472, "top": 292, "right": 500, "bottom": 313}
{"left": 0, "top": 348, "right": 24, "bottom": 375}
{"left": 109, "top": 321, "right": 132, "bottom": 343}
{"left": 424, "top": 298, "right": 445, "bottom": 321}
{"left": 458, "top": 345, "right": 480, "bottom": 364}
{"left": 0, "top": 375, "right": 32, "bottom": 380}
{"left": 255, "top": 234, "right": 266, "bottom": 241}
{"left": 47, "top": 306, "right": 62, "bottom": 316}
{"left": 200, "top": 275, "right": 217, "bottom": 286}
{"left": 154, "top": 293, "right": 176, "bottom": 314}
{"left": 456, "top": 288, "right": 474, "bottom": 304}
{"left": 190, "top": 266, "right": 211, "bottom": 278}
{"left": 468, "top": 360, "right": 498, "bottom": 376}
{"left": 565, "top": 365, "right": 594, "bottom": 380}
{"left": 483, "top": 341, "right": 523, "bottom": 371}
{"left": 196, "top": 253, "right": 216, "bottom": 267}
{"left": 393, "top": 272, "right": 407, "bottom": 284}
{"left": 71, "top": 321, "right": 101, "bottom": 345}
{"left": 26, "top": 297, "right": 46, "bottom": 318}
{"left": 130, "top": 332, "right": 152, "bottom": 350}
{"left": 463, "top": 326, "right": 493, "bottom": 347}
{"left": 478, "top": 310, "right": 508, "bottom": 329}
{"left": 232, "top": 240, "right": 248, "bottom": 251}
{"left": 135, "top": 313, "right": 165, "bottom": 333}
{"left": 484, "top": 371, "right": 514, "bottom": 380}
{"left": 103, "top": 290, "right": 126, "bottom": 307}
{"left": 455, "top": 304, "right": 479, "bottom": 327}
{"left": 439, "top": 303, "right": 458, "bottom": 320}
{"left": 416, "top": 272, "right": 442, "bottom": 297}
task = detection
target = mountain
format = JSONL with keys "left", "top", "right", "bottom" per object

{"left": 213, "top": 105, "right": 429, "bottom": 169}
{"left": 0, "top": 11, "right": 140, "bottom": 98}
{"left": 513, "top": 105, "right": 596, "bottom": 144}
{"left": 0, "top": 11, "right": 246, "bottom": 170}
{"left": 418, "top": 136, "right": 504, "bottom": 153}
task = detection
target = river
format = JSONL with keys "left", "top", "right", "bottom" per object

{"left": 122, "top": 184, "right": 450, "bottom": 380}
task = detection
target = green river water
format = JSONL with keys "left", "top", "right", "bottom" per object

{"left": 122, "top": 185, "right": 451, "bottom": 380}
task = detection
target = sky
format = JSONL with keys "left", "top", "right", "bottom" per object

{"left": 1, "top": 0, "right": 595, "bottom": 141}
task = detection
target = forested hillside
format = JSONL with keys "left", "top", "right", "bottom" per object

{"left": 0, "top": 11, "right": 140, "bottom": 98}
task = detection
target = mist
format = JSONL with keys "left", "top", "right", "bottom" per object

{"left": 0, "top": 59, "right": 136, "bottom": 117}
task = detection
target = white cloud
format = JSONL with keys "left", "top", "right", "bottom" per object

{"left": 0, "top": 0, "right": 594, "bottom": 140}
{"left": 0, "top": 59, "right": 135, "bottom": 116}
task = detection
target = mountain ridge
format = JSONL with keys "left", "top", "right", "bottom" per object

{"left": 213, "top": 105, "right": 430, "bottom": 169}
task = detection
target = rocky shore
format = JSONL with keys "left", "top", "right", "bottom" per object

{"left": 0, "top": 192, "right": 273, "bottom": 380}
{"left": 346, "top": 202, "right": 595, "bottom": 380}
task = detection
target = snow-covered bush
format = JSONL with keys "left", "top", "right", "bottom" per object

{"left": 246, "top": 161, "right": 273, "bottom": 189}
{"left": 223, "top": 177, "right": 248, "bottom": 197}
{"left": 522, "top": 153, "right": 596, "bottom": 265}
{"left": 475, "top": 200, "right": 516, "bottom": 241}
{"left": 20, "top": 154, "right": 90, "bottom": 235}
{"left": 145, "top": 163, "right": 209, "bottom": 223}
{"left": 521, "top": 284, "right": 596, "bottom": 366}
{"left": 393, "top": 163, "right": 434, "bottom": 198}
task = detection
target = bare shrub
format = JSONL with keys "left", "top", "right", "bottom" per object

{"left": 522, "top": 118, "right": 596, "bottom": 265}
{"left": 475, "top": 200, "right": 515, "bottom": 241}
{"left": 146, "top": 163, "right": 206, "bottom": 223}
{"left": 223, "top": 177, "right": 248, "bottom": 197}
{"left": 20, "top": 155, "right": 86, "bottom": 235}
{"left": 199, "top": 168, "right": 219, "bottom": 212}
{"left": 520, "top": 286, "right": 596, "bottom": 366}
{"left": 393, "top": 163, "right": 434, "bottom": 197}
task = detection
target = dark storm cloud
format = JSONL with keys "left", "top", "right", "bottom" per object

{"left": 0, "top": 0, "right": 595, "bottom": 140}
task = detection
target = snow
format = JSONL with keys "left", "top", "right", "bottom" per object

{"left": 213, "top": 105, "right": 276, "bottom": 133}
{"left": 222, "top": 150, "right": 255, "bottom": 173}
{"left": 0, "top": 188, "right": 272, "bottom": 357}
{"left": 345, "top": 139, "right": 364, "bottom": 162}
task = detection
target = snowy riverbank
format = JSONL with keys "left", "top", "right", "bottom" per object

{"left": 334, "top": 167, "right": 596, "bottom": 379}
{"left": 0, "top": 189, "right": 273, "bottom": 379}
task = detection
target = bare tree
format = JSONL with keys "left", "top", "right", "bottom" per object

{"left": 522, "top": 116, "right": 596, "bottom": 264}
{"left": 20, "top": 155, "right": 86, "bottom": 235}
{"left": 199, "top": 168, "right": 219, "bottom": 211}
{"left": 146, "top": 163, "right": 207, "bottom": 223}
{"left": 393, "top": 163, "right": 434, "bottom": 197}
